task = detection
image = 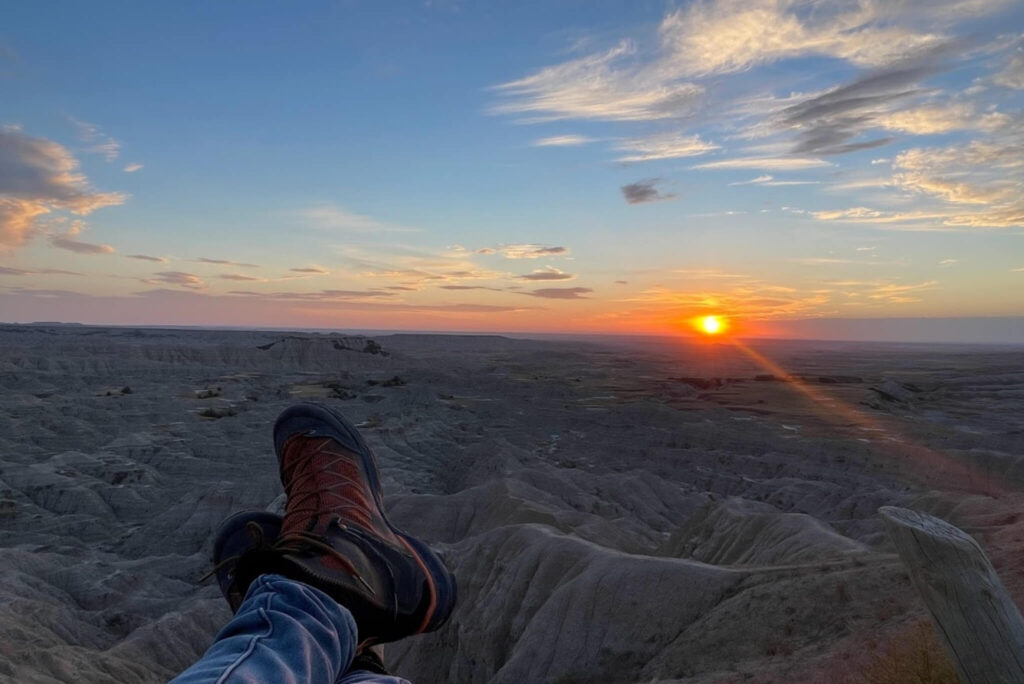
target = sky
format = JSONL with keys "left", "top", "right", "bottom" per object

{"left": 2, "top": 0, "right": 1023, "bottom": 341}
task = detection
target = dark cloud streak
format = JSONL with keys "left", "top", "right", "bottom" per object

{"left": 51, "top": 236, "right": 116, "bottom": 254}
{"left": 780, "top": 46, "right": 959, "bottom": 155}
{"left": 525, "top": 287, "right": 593, "bottom": 299}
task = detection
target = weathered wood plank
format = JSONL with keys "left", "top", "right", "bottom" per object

{"left": 879, "top": 506, "right": 1024, "bottom": 684}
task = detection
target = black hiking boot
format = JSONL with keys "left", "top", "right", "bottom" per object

{"left": 211, "top": 510, "right": 282, "bottom": 612}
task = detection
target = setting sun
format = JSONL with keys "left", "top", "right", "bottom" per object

{"left": 699, "top": 315, "right": 726, "bottom": 335}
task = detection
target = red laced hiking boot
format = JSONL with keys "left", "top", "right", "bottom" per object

{"left": 267, "top": 402, "right": 456, "bottom": 644}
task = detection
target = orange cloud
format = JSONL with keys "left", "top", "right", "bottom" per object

{"left": 0, "top": 127, "right": 126, "bottom": 248}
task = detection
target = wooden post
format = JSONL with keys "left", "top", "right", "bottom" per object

{"left": 879, "top": 506, "right": 1024, "bottom": 684}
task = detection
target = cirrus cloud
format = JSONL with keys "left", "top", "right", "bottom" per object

{"left": 615, "top": 133, "right": 718, "bottom": 163}
{"left": 301, "top": 204, "right": 418, "bottom": 233}
{"left": 492, "top": 41, "right": 704, "bottom": 123}
{"left": 70, "top": 116, "right": 121, "bottom": 161}
{"left": 692, "top": 156, "right": 832, "bottom": 171}
{"left": 532, "top": 135, "right": 595, "bottom": 147}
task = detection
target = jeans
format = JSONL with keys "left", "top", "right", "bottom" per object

{"left": 170, "top": 574, "right": 411, "bottom": 684}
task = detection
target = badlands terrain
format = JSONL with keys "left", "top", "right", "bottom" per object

{"left": 0, "top": 324, "right": 1022, "bottom": 682}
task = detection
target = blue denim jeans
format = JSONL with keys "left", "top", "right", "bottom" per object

{"left": 170, "top": 574, "right": 411, "bottom": 684}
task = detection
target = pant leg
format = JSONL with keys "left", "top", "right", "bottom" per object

{"left": 170, "top": 574, "right": 357, "bottom": 684}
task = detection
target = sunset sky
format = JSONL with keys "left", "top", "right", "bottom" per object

{"left": 2, "top": 1, "right": 1023, "bottom": 340}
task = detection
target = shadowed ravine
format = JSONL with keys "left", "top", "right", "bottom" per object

{"left": 0, "top": 326, "right": 1022, "bottom": 682}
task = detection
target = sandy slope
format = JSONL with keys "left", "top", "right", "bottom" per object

{"left": 0, "top": 325, "right": 1021, "bottom": 682}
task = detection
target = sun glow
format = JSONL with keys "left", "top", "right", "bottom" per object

{"left": 698, "top": 315, "right": 726, "bottom": 335}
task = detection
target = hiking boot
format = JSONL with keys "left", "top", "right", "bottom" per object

{"left": 210, "top": 510, "right": 282, "bottom": 612}
{"left": 269, "top": 402, "right": 456, "bottom": 644}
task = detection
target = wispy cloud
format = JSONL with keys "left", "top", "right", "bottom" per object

{"left": 219, "top": 273, "right": 262, "bottom": 281}
{"left": 195, "top": 257, "right": 260, "bottom": 268}
{"left": 492, "top": 41, "right": 704, "bottom": 122}
{"left": 614, "top": 133, "right": 718, "bottom": 162}
{"left": 301, "top": 204, "right": 417, "bottom": 232}
{"left": 621, "top": 179, "right": 676, "bottom": 204}
{"left": 828, "top": 177, "right": 894, "bottom": 191}
{"left": 123, "top": 163, "right": 143, "bottom": 173}
{"left": 674, "top": 268, "right": 750, "bottom": 279}
{"left": 227, "top": 289, "right": 397, "bottom": 301}
{"left": 791, "top": 257, "right": 856, "bottom": 265}
{"left": 516, "top": 267, "right": 574, "bottom": 281}
{"left": 811, "top": 206, "right": 955, "bottom": 227}
{"left": 865, "top": 280, "right": 938, "bottom": 302}
{"left": 729, "top": 174, "right": 819, "bottom": 186}
{"left": 693, "top": 157, "right": 832, "bottom": 171}
{"left": 334, "top": 245, "right": 510, "bottom": 288}
{"left": 476, "top": 244, "right": 569, "bottom": 259}
{"left": 290, "top": 266, "right": 329, "bottom": 274}
{"left": 532, "top": 135, "right": 595, "bottom": 147}
{"left": 126, "top": 254, "right": 167, "bottom": 263}
{"left": 69, "top": 116, "right": 121, "bottom": 161}
{"left": 146, "top": 271, "right": 204, "bottom": 289}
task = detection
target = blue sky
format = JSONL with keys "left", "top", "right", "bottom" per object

{"left": 2, "top": 1, "right": 1023, "bottom": 338}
